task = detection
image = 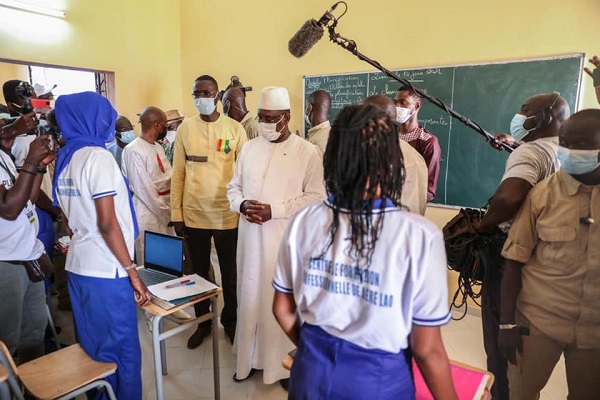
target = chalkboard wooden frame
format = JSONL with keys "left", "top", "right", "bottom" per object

{"left": 303, "top": 53, "right": 584, "bottom": 208}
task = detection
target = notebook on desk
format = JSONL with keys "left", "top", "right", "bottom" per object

{"left": 137, "top": 231, "right": 219, "bottom": 310}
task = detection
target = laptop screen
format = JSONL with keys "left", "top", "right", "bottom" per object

{"left": 144, "top": 231, "right": 184, "bottom": 276}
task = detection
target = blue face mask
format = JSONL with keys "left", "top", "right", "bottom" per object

{"left": 195, "top": 95, "right": 217, "bottom": 116}
{"left": 118, "top": 129, "right": 135, "bottom": 144}
{"left": 557, "top": 146, "right": 600, "bottom": 175}
{"left": 105, "top": 139, "right": 117, "bottom": 150}
{"left": 509, "top": 113, "right": 536, "bottom": 142}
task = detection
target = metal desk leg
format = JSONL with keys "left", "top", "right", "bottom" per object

{"left": 211, "top": 296, "right": 221, "bottom": 400}
{"left": 159, "top": 318, "right": 168, "bottom": 376}
{"left": 152, "top": 315, "right": 165, "bottom": 400}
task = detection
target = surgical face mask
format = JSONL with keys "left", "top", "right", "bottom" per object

{"left": 510, "top": 113, "right": 536, "bottom": 142}
{"left": 195, "top": 95, "right": 217, "bottom": 116}
{"left": 259, "top": 115, "right": 285, "bottom": 142}
{"left": 118, "top": 129, "right": 135, "bottom": 144}
{"left": 165, "top": 130, "right": 177, "bottom": 144}
{"left": 557, "top": 146, "right": 600, "bottom": 175}
{"left": 223, "top": 100, "right": 242, "bottom": 116}
{"left": 396, "top": 106, "right": 414, "bottom": 124}
{"left": 105, "top": 139, "right": 117, "bottom": 150}
{"left": 305, "top": 106, "right": 312, "bottom": 127}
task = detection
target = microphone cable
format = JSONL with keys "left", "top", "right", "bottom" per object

{"left": 443, "top": 208, "right": 507, "bottom": 320}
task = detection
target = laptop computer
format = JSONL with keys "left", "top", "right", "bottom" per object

{"left": 137, "top": 231, "right": 184, "bottom": 286}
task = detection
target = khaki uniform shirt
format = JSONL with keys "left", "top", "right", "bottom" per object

{"left": 307, "top": 120, "right": 331, "bottom": 155}
{"left": 240, "top": 112, "right": 259, "bottom": 140}
{"left": 502, "top": 169, "right": 600, "bottom": 348}
{"left": 171, "top": 114, "right": 247, "bottom": 229}
{"left": 501, "top": 137, "right": 560, "bottom": 186}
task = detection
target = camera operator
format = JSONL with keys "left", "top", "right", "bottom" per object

{"left": 3, "top": 80, "right": 65, "bottom": 258}
{"left": 2, "top": 80, "right": 39, "bottom": 162}
{"left": 0, "top": 133, "right": 55, "bottom": 362}
{"left": 0, "top": 111, "right": 39, "bottom": 144}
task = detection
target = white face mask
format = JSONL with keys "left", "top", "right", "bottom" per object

{"left": 195, "top": 95, "right": 217, "bottom": 116}
{"left": 305, "top": 106, "right": 312, "bottom": 128}
{"left": 396, "top": 106, "right": 414, "bottom": 124}
{"left": 259, "top": 115, "right": 285, "bottom": 142}
{"left": 165, "top": 130, "right": 177, "bottom": 144}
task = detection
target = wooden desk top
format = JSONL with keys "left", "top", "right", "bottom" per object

{"left": 142, "top": 288, "right": 222, "bottom": 317}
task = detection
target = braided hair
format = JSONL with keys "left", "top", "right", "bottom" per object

{"left": 322, "top": 104, "right": 405, "bottom": 267}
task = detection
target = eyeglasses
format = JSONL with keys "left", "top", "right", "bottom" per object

{"left": 258, "top": 113, "right": 286, "bottom": 124}
{"left": 192, "top": 90, "right": 217, "bottom": 99}
{"left": 116, "top": 125, "right": 134, "bottom": 132}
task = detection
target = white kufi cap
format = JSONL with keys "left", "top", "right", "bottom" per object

{"left": 258, "top": 86, "right": 291, "bottom": 111}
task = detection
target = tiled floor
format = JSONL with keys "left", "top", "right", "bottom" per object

{"left": 51, "top": 298, "right": 568, "bottom": 400}
{"left": 441, "top": 311, "right": 568, "bottom": 400}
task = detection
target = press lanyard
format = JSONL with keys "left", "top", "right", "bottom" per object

{"left": 0, "top": 154, "right": 16, "bottom": 184}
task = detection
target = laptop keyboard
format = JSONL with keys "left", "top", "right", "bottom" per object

{"left": 138, "top": 268, "right": 176, "bottom": 286}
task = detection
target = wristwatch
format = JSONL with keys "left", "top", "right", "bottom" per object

{"left": 124, "top": 262, "right": 138, "bottom": 271}
{"left": 499, "top": 324, "right": 518, "bottom": 330}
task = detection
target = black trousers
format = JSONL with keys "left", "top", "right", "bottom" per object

{"left": 185, "top": 227, "right": 237, "bottom": 331}
{"left": 481, "top": 267, "right": 509, "bottom": 400}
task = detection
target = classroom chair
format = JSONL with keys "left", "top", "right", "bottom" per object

{"left": 0, "top": 340, "right": 117, "bottom": 400}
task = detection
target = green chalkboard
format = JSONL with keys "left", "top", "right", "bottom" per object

{"left": 304, "top": 54, "right": 584, "bottom": 208}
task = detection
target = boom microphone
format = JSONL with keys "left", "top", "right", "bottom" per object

{"left": 288, "top": 4, "right": 339, "bottom": 58}
{"left": 288, "top": 20, "right": 324, "bottom": 58}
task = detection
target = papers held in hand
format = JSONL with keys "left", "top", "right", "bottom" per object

{"left": 148, "top": 274, "right": 218, "bottom": 301}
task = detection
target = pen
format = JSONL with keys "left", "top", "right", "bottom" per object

{"left": 165, "top": 279, "right": 191, "bottom": 289}
{"left": 165, "top": 282, "right": 196, "bottom": 289}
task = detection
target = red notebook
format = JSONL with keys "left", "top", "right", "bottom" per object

{"left": 412, "top": 360, "right": 491, "bottom": 400}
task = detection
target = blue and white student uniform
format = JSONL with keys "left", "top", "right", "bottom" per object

{"left": 273, "top": 197, "right": 451, "bottom": 400}
{"left": 0, "top": 150, "right": 47, "bottom": 356}
{"left": 53, "top": 92, "right": 142, "bottom": 400}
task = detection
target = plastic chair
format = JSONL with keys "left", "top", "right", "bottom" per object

{"left": 0, "top": 340, "right": 117, "bottom": 400}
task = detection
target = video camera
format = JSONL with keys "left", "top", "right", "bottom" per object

{"left": 223, "top": 76, "right": 253, "bottom": 96}
{"left": 3, "top": 82, "right": 61, "bottom": 150}
{"left": 15, "top": 81, "right": 36, "bottom": 114}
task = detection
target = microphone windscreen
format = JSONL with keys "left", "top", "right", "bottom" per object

{"left": 288, "top": 19, "right": 324, "bottom": 58}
